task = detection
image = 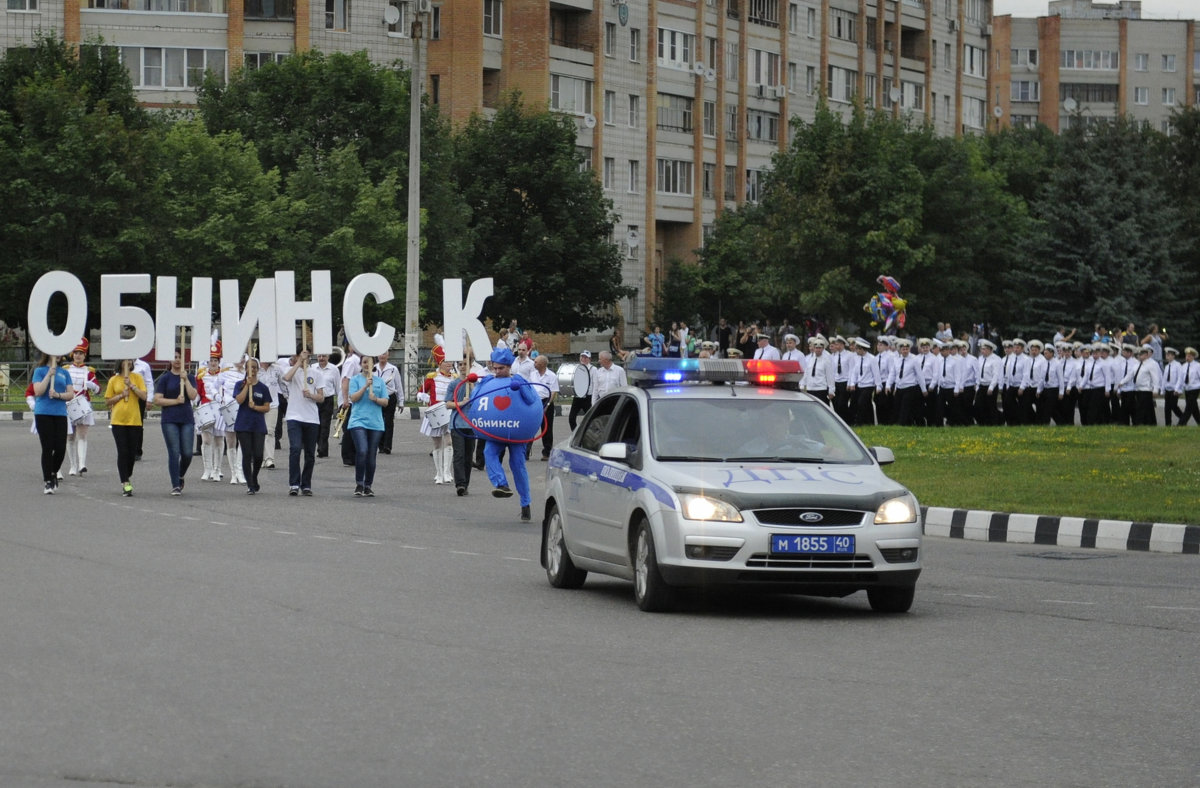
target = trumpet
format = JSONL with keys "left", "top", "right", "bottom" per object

{"left": 332, "top": 406, "right": 348, "bottom": 440}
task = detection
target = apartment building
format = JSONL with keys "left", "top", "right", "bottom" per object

{"left": 992, "top": 0, "right": 1197, "bottom": 134}
{"left": 3, "top": 0, "right": 992, "bottom": 338}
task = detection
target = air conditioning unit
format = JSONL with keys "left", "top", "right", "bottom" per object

{"left": 948, "top": 19, "right": 958, "bottom": 32}
{"left": 417, "top": 0, "right": 432, "bottom": 12}
{"left": 755, "top": 84, "right": 766, "bottom": 98}
{"left": 773, "top": 85, "right": 787, "bottom": 99}
{"left": 884, "top": 40, "right": 894, "bottom": 53}
{"left": 983, "top": 24, "right": 993, "bottom": 36}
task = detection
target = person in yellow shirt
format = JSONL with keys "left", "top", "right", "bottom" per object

{"left": 104, "top": 360, "right": 148, "bottom": 497}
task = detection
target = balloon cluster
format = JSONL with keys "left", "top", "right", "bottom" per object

{"left": 864, "top": 275, "right": 907, "bottom": 335}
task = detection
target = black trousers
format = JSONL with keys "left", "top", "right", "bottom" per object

{"left": 568, "top": 396, "right": 590, "bottom": 432}
{"left": 273, "top": 393, "right": 289, "bottom": 447}
{"left": 237, "top": 431, "right": 266, "bottom": 491}
{"left": 340, "top": 403, "right": 356, "bottom": 464}
{"left": 35, "top": 414, "right": 68, "bottom": 483}
{"left": 111, "top": 424, "right": 141, "bottom": 484}
{"left": 1181, "top": 390, "right": 1200, "bottom": 426}
{"left": 852, "top": 388, "right": 876, "bottom": 426}
{"left": 135, "top": 398, "right": 147, "bottom": 458}
{"left": 832, "top": 381, "right": 852, "bottom": 423}
{"left": 894, "top": 387, "right": 922, "bottom": 426}
{"left": 539, "top": 399, "right": 555, "bottom": 458}
{"left": 451, "top": 430, "right": 476, "bottom": 491}
{"left": 316, "top": 397, "right": 336, "bottom": 456}
{"left": 1164, "top": 392, "right": 1183, "bottom": 426}
{"left": 974, "top": 387, "right": 999, "bottom": 426}
{"left": 1134, "top": 391, "right": 1156, "bottom": 426}
{"left": 381, "top": 393, "right": 398, "bottom": 452}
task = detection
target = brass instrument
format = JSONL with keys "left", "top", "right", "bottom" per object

{"left": 332, "top": 355, "right": 372, "bottom": 440}
{"left": 331, "top": 405, "right": 348, "bottom": 440}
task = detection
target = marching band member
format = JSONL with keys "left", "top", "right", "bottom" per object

{"left": 418, "top": 359, "right": 457, "bottom": 484}
{"left": 153, "top": 351, "right": 199, "bottom": 496}
{"left": 283, "top": 350, "right": 324, "bottom": 496}
{"left": 1161, "top": 348, "right": 1184, "bottom": 426}
{"left": 233, "top": 357, "right": 272, "bottom": 494}
{"left": 65, "top": 337, "right": 100, "bottom": 476}
{"left": 132, "top": 355, "right": 154, "bottom": 461}
{"left": 104, "top": 360, "right": 147, "bottom": 497}
{"left": 311, "top": 351, "right": 341, "bottom": 458}
{"left": 347, "top": 354, "right": 389, "bottom": 497}
{"left": 197, "top": 348, "right": 223, "bottom": 482}
{"left": 218, "top": 353, "right": 248, "bottom": 484}
{"left": 376, "top": 349, "right": 400, "bottom": 455}
{"left": 846, "top": 337, "right": 879, "bottom": 426}
{"left": 32, "top": 351, "right": 74, "bottom": 494}
{"left": 339, "top": 344, "right": 362, "bottom": 467}
{"left": 802, "top": 336, "right": 833, "bottom": 405}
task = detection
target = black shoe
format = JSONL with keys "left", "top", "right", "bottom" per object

{"left": 492, "top": 486, "right": 513, "bottom": 498}
{"left": 317, "top": 453, "right": 328, "bottom": 459}
{"left": 364, "top": 487, "right": 374, "bottom": 497}
{"left": 456, "top": 486, "right": 467, "bottom": 496}
{"left": 354, "top": 485, "right": 363, "bottom": 497}
{"left": 520, "top": 505, "right": 532, "bottom": 522}
{"left": 44, "top": 482, "right": 54, "bottom": 495}
{"left": 380, "top": 448, "right": 391, "bottom": 455}
{"left": 80, "top": 467, "right": 87, "bottom": 475}
{"left": 472, "top": 461, "right": 485, "bottom": 470}
{"left": 301, "top": 488, "right": 313, "bottom": 496}
{"left": 246, "top": 489, "right": 256, "bottom": 495}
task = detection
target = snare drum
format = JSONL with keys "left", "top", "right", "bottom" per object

{"left": 219, "top": 400, "right": 240, "bottom": 429}
{"left": 66, "top": 395, "right": 92, "bottom": 424}
{"left": 422, "top": 401, "right": 452, "bottom": 429}
{"left": 558, "top": 362, "right": 592, "bottom": 400}
{"left": 194, "top": 401, "right": 218, "bottom": 430}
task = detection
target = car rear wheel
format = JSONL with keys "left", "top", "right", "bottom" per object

{"left": 544, "top": 505, "right": 587, "bottom": 589}
{"left": 633, "top": 519, "right": 676, "bottom": 612}
{"left": 867, "top": 585, "right": 915, "bottom": 613}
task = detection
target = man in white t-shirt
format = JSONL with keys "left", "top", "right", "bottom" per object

{"left": 282, "top": 350, "right": 325, "bottom": 496}
{"left": 528, "top": 354, "right": 559, "bottom": 460}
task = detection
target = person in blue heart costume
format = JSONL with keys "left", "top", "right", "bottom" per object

{"left": 462, "top": 346, "right": 543, "bottom": 521}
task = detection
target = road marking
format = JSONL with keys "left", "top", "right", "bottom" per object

{"left": 211, "top": 521, "right": 228, "bottom": 526}
{"left": 1146, "top": 605, "right": 1200, "bottom": 611}
{"left": 354, "top": 539, "right": 383, "bottom": 545}
{"left": 450, "top": 550, "right": 482, "bottom": 556}
{"left": 502, "top": 556, "right": 533, "bottom": 562}
{"left": 1042, "top": 599, "right": 1095, "bottom": 606}
{"left": 181, "top": 516, "right": 200, "bottom": 522}
{"left": 312, "top": 535, "right": 338, "bottom": 541}
{"left": 944, "top": 593, "right": 997, "bottom": 599}
{"left": 159, "top": 513, "right": 176, "bottom": 518}
{"left": 399, "top": 545, "right": 427, "bottom": 550}
{"left": 274, "top": 530, "right": 297, "bottom": 536}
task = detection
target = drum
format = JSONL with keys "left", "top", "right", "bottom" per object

{"left": 556, "top": 362, "right": 578, "bottom": 399}
{"left": 194, "top": 401, "right": 218, "bottom": 430}
{"left": 219, "top": 400, "right": 240, "bottom": 428}
{"left": 66, "top": 396, "right": 92, "bottom": 424}
{"left": 422, "top": 401, "right": 452, "bottom": 429}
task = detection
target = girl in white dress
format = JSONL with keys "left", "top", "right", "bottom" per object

{"left": 66, "top": 338, "right": 100, "bottom": 476}
{"left": 418, "top": 359, "right": 457, "bottom": 484}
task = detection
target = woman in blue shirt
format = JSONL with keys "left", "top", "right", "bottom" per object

{"left": 154, "top": 352, "right": 200, "bottom": 495}
{"left": 233, "top": 357, "right": 272, "bottom": 495}
{"left": 347, "top": 356, "right": 389, "bottom": 497}
{"left": 31, "top": 352, "right": 75, "bottom": 494}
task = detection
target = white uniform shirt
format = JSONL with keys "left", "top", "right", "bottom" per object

{"left": 530, "top": 368, "right": 559, "bottom": 402}
{"left": 133, "top": 358, "right": 155, "bottom": 398}
{"left": 1161, "top": 359, "right": 1183, "bottom": 394}
{"left": 886, "top": 353, "right": 927, "bottom": 392}
{"left": 1121, "top": 358, "right": 1162, "bottom": 393}
{"left": 376, "top": 361, "right": 400, "bottom": 397}
{"left": 955, "top": 352, "right": 979, "bottom": 392}
{"left": 512, "top": 356, "right": 537, "bottom": 381}
{"left": 284, "top": 362, "right": 321, "bottom": 424}
{"left": 753, "top": 343, "right": 781, "bottom": 360}
{"left": 339, "top": 353, "right": 362, "bottom": 406}
{"left": 1182, "top": 360, "right": 1200, "bottom": 391}
{"left": 802, "top": 352, "right": 832, "bottom": 391}
{"left": 591, "top": 363, "right": 628, "bottom": 405}
{"left": 976, "top": 353, "right": 1000, "bottom": 391}
{"left": 310, "top": 361, "right": 341, "bottom": 399}
{"left": 848, "top": 352, "right": 879, "bottom": 388}
{"left": 828, "top": 349, "right": 850, "bottom": 383}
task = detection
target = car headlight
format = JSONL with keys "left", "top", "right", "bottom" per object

{"left": 679, "top": 493, "right": 744, "bottom": 522}
{"left": 875, "top": 494, "right": 918, "bottom": 524}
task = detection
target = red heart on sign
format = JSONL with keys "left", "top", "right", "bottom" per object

{"left": 493, "top": 395, "right": 512, "bottom": 411}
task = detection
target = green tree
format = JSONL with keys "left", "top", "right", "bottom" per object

{"left": 1161, "top": 106, "right": 1200, "bottom": 341}
{"left": 451, "top": 92, "right": 635, "bottom": 333}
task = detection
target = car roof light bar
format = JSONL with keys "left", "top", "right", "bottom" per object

{"left": 627, "top": 357, "right": 802, "bottom": 387}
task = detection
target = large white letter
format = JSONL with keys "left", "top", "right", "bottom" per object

{"left": 275, "top": 270, "right": 333, "bottom": 354}
{"left": 28, "top": 272, "right": 88, "bottom": 357}
{"left": 442, "top": 278, "right": 494, "bottom": 363}
{"left": 220, "top": 278, "right": 277, "bottom": 362}
{"left": 100, "top": 274, "right": 154, "bottom": 360}
{"left": 343, "top": 273, "right": 396, "bottom": 357}
{"left": 156, "top": 277, "right": 213, "bottom": 362}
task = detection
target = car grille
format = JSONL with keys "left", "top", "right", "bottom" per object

{"left": 744, "top": 553, "right": 875, "bottom": 569}
{"left": 752, "top": 508, "right": 868, "bottom": 527}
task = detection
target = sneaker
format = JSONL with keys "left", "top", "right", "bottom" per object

{"left": 289, "top": 487, "right": 299, "bottom": 497}
{"left": 44, "top": 482, "right": 54, "bottom": 495}
{"left": 520, "top": 505, "right": 532, "bottom": 522}
{"left": 122, "top": 482, "right": 133, "bottom": 497}
{"left": 264, "top": 459, "right": 275, "bottom": 469}
{"left": 171, "top": 487, "right": 182, "bottom": 496}
{"left": 364, "top": 487, "right": 375, "bottom": 497}
{"left": 80, "top": 467, "right": 87, "bottom": 475}
{"left": 492, "top": 485, "right": 513, "bottom": 499}
{"left": 354, "top": 485, "right": 364, "bottom": 497}
{"left": 456, "top": 486, "right": 467, "bottom": 497}
{"left": 246, "top": 489, "right": 256, "bottom": 495}
{"left": 301, "top": 488, "right": 313, "bottom": 497}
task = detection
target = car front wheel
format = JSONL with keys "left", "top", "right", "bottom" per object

{"left": 867, "top": 585, "right": 915, "bottom": 613}
{"left": 544, "top": 504, "right": 587, "bottom": 589}
{"left": 633, "top": 519, "right": 676, "bottom": 612}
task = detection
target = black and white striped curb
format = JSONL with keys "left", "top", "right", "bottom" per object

{"left": 922, "top": 506, "right": 1199, "bottom": 555}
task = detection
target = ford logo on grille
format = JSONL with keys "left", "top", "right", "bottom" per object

{"left": 799, "top": 512, "right": 824, "bottom": 523}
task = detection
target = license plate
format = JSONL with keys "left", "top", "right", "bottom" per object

{"left": 770, "top": 534, "right": 855, "bottom": 554}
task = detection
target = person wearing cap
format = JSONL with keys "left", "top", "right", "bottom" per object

{"left": 1076, "top": 344, "right": 1104, "bottom": 425}
{"left": 846, "top": 337, "right": 879, "bottom": 426}
{"left": 779, "top": 334, "right": 804, "bottom": 392}
{"left": 1059, "top": 343, "right": 1082, "bottom": 425}
{"left": 972, "top": 339, "right": 999, "bottom": 425}
{"left": 932, "top": 340, "right": 960, "bottom": 427}
{"left": 197, "top": 347, "right": 225, "bottom": 482}
{"left": 480, "top": 346, "right": 539, "bottom": 521}
{"left": 1160, "top": 347, "right": 1184, "bottom": 426}
{"left": 1179, "top": 347, "right": 1200, "bottom": 426}
{"left": 803, "top": 336, "right": 833, "bottom": 406}
{"left": 753, "top": 333, "right": 781, "bottom": 361}
{"left": 1031, "top": 342, "right": 1059, "bottom": 425}
{"left": 885, "top": 338, "right": 927, "bottom": 426}
{"left": 827, "top": 336, "right": 852, "bottom": 422}
{"left": 1096, "top": 343, "right": 1119, "bottom": 423}
{"left": 874, "top": 337, "right": 897, "bottom": 425}
{"left": 952, "top": 340, "right": 978, "bottom": 426}
{"left": 1112, "top": 343, "right": 1138, "bottom": 426}
{"left": 1002, "top": 339, "right": 1031, "bottom": 425}
{"left": 1119, "top": 345, "right": 1162, "bottom": 426}
{"left": 568, "top": 350, "right": 594, "bottom": 431}
{"left": 1022, "top": 340, "right": 1047, "bottom": 424}
{"left": 915, "top": 339, "right": 937, "bottom": 427}
{"left": 64, "top": 337, "right": 100, "bottom": 477}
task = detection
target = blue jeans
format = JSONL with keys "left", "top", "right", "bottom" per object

{"left": 160, "top": 421, "right": 194, "bottom": 488}
{"left": 287, "top": 420, "right": 319, "bottom": 489}
{"left": 485, "top": 439, "right": 530, "bottom": 506}
{"left": 349, "top": 427, "right": 382, "bottom": 488}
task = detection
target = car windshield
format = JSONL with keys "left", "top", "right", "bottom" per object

{"left": 649, "top": 396, "right": 872, "bottom": 464}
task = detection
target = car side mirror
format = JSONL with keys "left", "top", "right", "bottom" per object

{"left": 599, "top": 442, "right": 628, "bottom": 461}
{"left": 870, "top": 446, "right": 895, "bottom": 465}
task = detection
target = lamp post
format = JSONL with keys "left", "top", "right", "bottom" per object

{"left": 403, "top": 10, "right": 424, "bottom": 399}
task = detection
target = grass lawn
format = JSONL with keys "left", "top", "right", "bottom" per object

{"left": 855, "top": 425, "right": 1200, "bottom": 526}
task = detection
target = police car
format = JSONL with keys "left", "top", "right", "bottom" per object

{"left": 540, "top": 357, "right": 922, "bottom": 612}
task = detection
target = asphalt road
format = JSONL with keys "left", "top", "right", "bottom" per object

{"left": 1, "top": 416, "right": 1197, "bottom": 788}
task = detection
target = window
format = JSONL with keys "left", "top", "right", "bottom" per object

{"left": 932, "top": 41, "right": 937, "bottom": 69}
{"left": 964, "top": 45, "right": 986, "bottom": 78}
{"left": 962, "top": 96, "right": 985, "bottom": 129}
{"left": 1134, "top": 86, "right": 1148, "bottom": 105}
{"left": 628, "top": 94, "right": 640, "bottom": 128}
{"left": 1011, "top": 81, "right": 1039, "bottom": 102}
{"left": 244, "top": 52, "right": 288, "bottom": 69}
{"left": 630, "top": 28, "right": 641, "bottom": 62}
{"left": 1059, "top": 50, "right": 1118, "bottom": 70}
{"left": 1010, "top": 48, "right": 1037, "bottom": 67}
{"left": 657, "top": 158, "right": 693, "bottom": 196}
{"left": 117, "top": 46, "right": 226, "bottom": 89}
{"left": 865, "top": 74, "right": 877, "bottom": 107}
{"left": 944, "top": 43, "right": 951, "bottom": 71}
{"left": 1135, "top": 53, "right": 1149, "bottom": 71}
{"left": 1161, "top": 119, "right": 1173, "bottom": 136}
{"left": 830, "top": 8, "right": 856, "bottom": 42}
{"left": 806, "top": 7, "right": 816, "bottom": 37}
{"left": 325, "top": 0, "right": 347, "bottom": 30}
{"left": 747, "top": 48, "right": 780, "bottom": 86}
{"left": 724, "top": 165, "right": 736, "bottom": 200}
{"left": 626, "top": 225, "right": 640, "bottom": 259}
{"left": 725, "top": 41, "right": 739, "bottom": 80}
{"left": 1011, "top": 114, "right": 1037, "bottom": 129}
{"left": 745, "top": 169, "right": 764, "bottom": 202}
{"left": 1195, "top": 51, "right": 1200, "bottom": 72}
{"left": 604, "top": 91, "right": 616, "bottom": 124}
{"left": 748, "top": 0, "right": 779, "bottom": 27}
{"left": 483, "top": 0, "right": 502, "bottom": 37}
{"left": 964, "top": 0, "right": 983, "bottom": 25}
{"left": 725, "top": 104, "right": 739, "bottom": 140}
{"left": 901, "top": 81, "right": 924, "bottom": 110}
{"left": 550, "top": 75, "right": 593, "bottom": 114}
{"left": 789, "top": 3, "right": 799, "bottom": 34}
{"left": 656, "top": 93, "right": 694, "bottom": 132}
{"left": 628, "top": 160, "right": 640, "bottom": 193}
{"left": 746, "top": 109, "right": 779, "bottom": 142}
{"left": 431, "top": 6, "right": 441, "bottom": 39}
{"left": 703, "top": 101, "right": 717, "bottom": 137}
{"left": 386, "top": 1, "right": 409, "bottom": 33}
{"left": 1162, "top": 87, "right": 1176, "bottom": 106}
{"left": 1162, "top": 54, "right": 1176, "bottom": 73}
{"left": 244, "top": 0, "right": 291, "bottom": 17}
{"left": 605, "top": 23, "right": 617, "bottom": 57}
{"left": 657, "top": 28, "right": 694, "bottom": 70}
{"left": 943, "top": 94, "right": 950, "bottom": 121}
{"left": 603, "top": 157, "right": 615, "bottom": 190}
{"left": 703, "top": 163, "right": 716, "bottom": 198}
{"left": 1059, "top": 83, "right": 1118, "bottom": 103}
{"left": 8, "top": 0, "right": 37, "bottom": 8}
{"left": 805, "top": 65, "right": 815, "bottom": 95}
{"left": 576, "top": 147, "right": 592, "bottom": 172}
{"left": 707, "top": 37, "right": 719, "bottom": 69}
{"left": 931, "top": 91, "right": 937, "bottom": 120}
{"left": 827, "top": 66, "right": 857, "bottom": 103}
{"left": 881, "top": 77, "right": 894, "bottom": 109}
